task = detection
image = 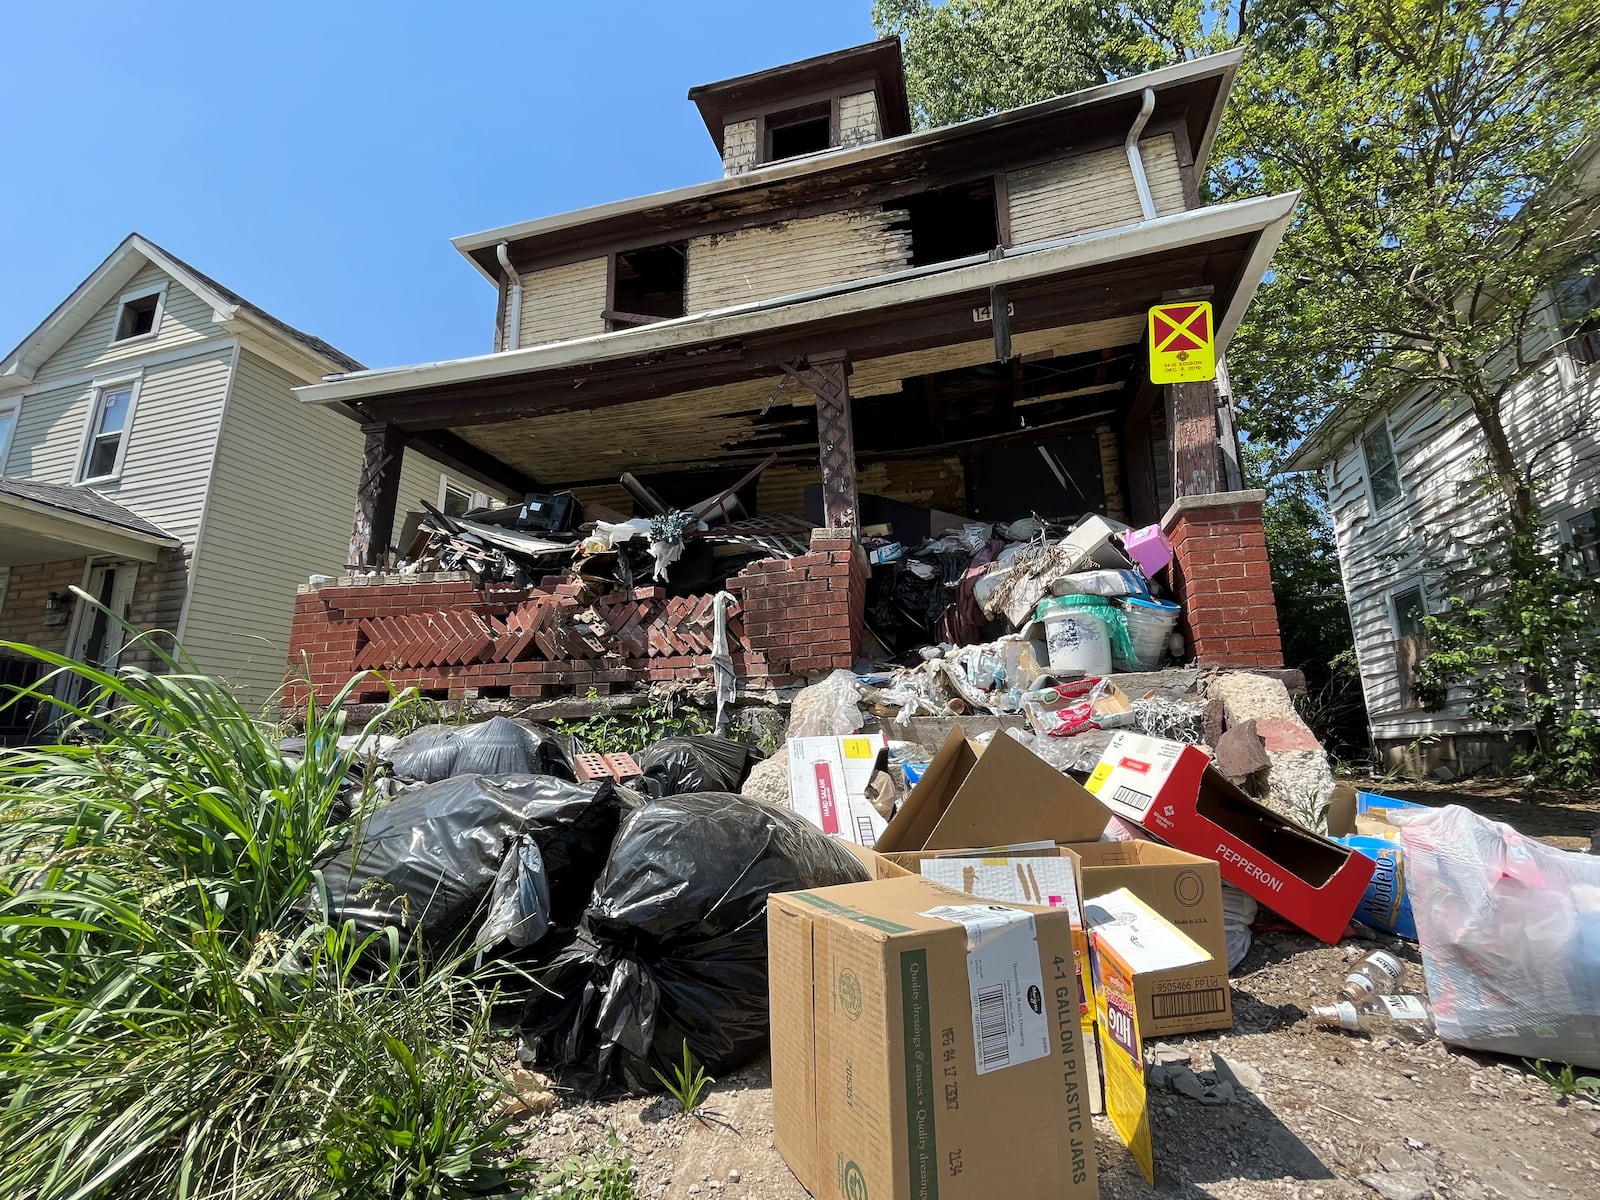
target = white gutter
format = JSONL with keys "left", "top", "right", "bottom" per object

{"left": 1124, "top": 88, "right": 1158, "bottom": 222}
{"left": 298, "top": 190, "right": 1300, "bottom": 408}
{"left": 496, "top": 242, "right": 522, "bottom": 351}
{"left": 448, "top": 49, "right": 1245, "bottom": 283}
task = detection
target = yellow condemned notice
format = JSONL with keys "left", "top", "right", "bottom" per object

{"left": 1094, "top": 937, "right": 1154, "bottom": 1184}
{"left": 1148, "top": 301, "right": 1216, "bottom": 384}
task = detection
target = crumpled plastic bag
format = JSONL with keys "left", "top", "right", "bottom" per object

{"left": 1395, "top": 803, "right": 1600, "bottom": 1067}
{"left": 388, "top": 717, "right": 580, "bottom": 783}
{"left": 315, "top": 774, "right": 637, "bottom": 955}
{"left": 1221, "top": 883, "right": 1258, "bottom": 971}
{"left": 518, "top": 791, "right": 869, "bottom": 1094}
{"left": 785, "top": 669, "right": 864, "bottom": 737}
{"left": 636, "top": 735, "right": 755, "bottom": 797}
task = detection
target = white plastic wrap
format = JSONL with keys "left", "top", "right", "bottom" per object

{"left": 1395, "top": 804, "right": 1600, "bottom": 1067}
{"left": 1221, "top": 883, "right": 1258, "bottom": 971}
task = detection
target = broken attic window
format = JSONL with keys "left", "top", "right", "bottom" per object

{"left": 441, "top": 480, "right": 474, "bottom": 518}
{"left": 113, "top": 292, "right": 160, "bottom": 342}
{"left": 765, "top": 104, "right": 832, "bottom": 162}
{"left": 610, "top": 245, "right": 686, "bottom": 326}
{"left": 899, "top": 180, "right": 1000, "bottom": 266}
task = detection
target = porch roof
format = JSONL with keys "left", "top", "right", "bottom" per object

{"left": 297, "top": 192, "right": 1297, "bottom": 490}
{"left": 0, "top": 478, "right": 181, "bottom": 567}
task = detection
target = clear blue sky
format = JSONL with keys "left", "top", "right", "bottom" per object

{"left": 1, "top": 1, "right": 878, "bottom": 371}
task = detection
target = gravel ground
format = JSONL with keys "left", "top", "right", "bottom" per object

{"left": 509, "top": 786, "right": 1600, "bottom": 1199}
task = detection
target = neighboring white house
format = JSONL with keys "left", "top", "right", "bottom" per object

{"left": 1285, "top": 263, "right": 1600, "bottom": 772}
{"left": 0, "top": 234, "right": 504, "bottom": 722}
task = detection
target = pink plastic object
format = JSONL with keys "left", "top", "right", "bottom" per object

{"left": 1122, "top": 524, "right": 1174, "bottom": 578}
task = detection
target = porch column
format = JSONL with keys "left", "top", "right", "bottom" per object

{"left": 1167, "top": 379, "right": 1223, "bottom": 498}
{"left": 790, "top": 352, "right": 858, "bottom": 531}
{"left": 349, "top": 422, "right": 407, "bottom": 568}
{"left": 1161, "top": 490, "right": 1284, "bottom": 668}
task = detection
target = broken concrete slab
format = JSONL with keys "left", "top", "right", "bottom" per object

{"left": 1360, "top": 1172, "right": 1432, "bottom": 1200}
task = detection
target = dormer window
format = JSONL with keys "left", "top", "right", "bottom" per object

{"left": 766, "top": 103, "right": 833, "bottom": 162}
{"left": 112, "top": 285, "right": 165, "bottom": 343}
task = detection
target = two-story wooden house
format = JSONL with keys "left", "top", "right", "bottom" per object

{"left": 0, "top": 234, "right": 502, "bottom": 724}
{"left": 285, "top": 40, "right": 1300, "bottom": 705}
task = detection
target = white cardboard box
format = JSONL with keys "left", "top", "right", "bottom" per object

{"left": 786, "top": 733, "right": 890, "bottom": 845}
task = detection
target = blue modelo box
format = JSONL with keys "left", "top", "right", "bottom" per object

{"left": 1330, "top": 791, "right": 1424, "bottom": 940}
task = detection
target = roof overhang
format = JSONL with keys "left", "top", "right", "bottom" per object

{"left": 0, "top": 491, "right": 181, "bottom": 567}
{"left": 305, "top": 189, "right": 1296, "bottom": 420}
{"left": 451, "top": 49, "right": 1244, "bottom": 284}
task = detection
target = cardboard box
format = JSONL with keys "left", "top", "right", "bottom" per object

{"left": 1086, "top": 733, "right": 1375, "bottom": 944}
{"left": 789, "top": 733, "right": 891, "bottom": 846}
{"left": 1069, "top": 841, "right": 1232, "bottom": 1036}
{"left": 839, "top": 840, "right": 917, "bottom": 881}
{"left": 1326, "top": 788, "right": 1424, "bottom": 940}
{"left": 877, "top": 727, "right": 1110, "bottom": 852}
{"left": 769, "top": 875, "right": 1097, "bottom": 1200}
{"left": 1087, "top": 888, "right": 1214, "bottom": 1185}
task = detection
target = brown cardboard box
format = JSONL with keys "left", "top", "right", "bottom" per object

{"left": 876, "top": 728, "right": 1110, "bottom": 852}
{"left": 1068, "top": 841, "right": 1232, "bottom": 1036}
{"left": 840, "top": 840, "right": 916, "bottom": 880}
{"left": 769, "top": 875, "right": 1097, "bottom": 1200}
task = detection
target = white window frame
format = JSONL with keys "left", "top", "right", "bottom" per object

{"left": 75, "top": 372, "right": 143, "bottom": 485}
{"left": 1390, "top": 582, "right": 1427, "bottom": 639}
{"left": 110, "top": 282, "right": 167, "bottom": 346}
{"left": 0, "top": 396, "right": 18, "bottom": 475}
{"left": 438, "top": 474, "right": 488, "bottom": 516}
{"left": 1360, "top": 417, "right": 1404, "bottom": 513}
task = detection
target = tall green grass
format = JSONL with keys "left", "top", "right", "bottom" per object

{"left": 0, "top": 623, "right": 533, "bottom": 1199}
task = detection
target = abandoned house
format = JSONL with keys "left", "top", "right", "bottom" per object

{"left": 0, "top": 235, "right": 504, "bottom": 733}
{"left": 285, "top": 39, "right": 1299, "bottom": 706}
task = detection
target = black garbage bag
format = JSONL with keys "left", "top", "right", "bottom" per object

{"left": 388, "top": 717, "right": 580, "bottom": 783}
{"left": 635, "top": 735, "right": 756, "bottom": 798}
{"left": 315, "top": 774, "right": 638, "bottom": 955}
{"left": 519, "top": 791, "right": 869, "bottom": 1094}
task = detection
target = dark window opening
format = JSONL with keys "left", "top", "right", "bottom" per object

{"left": 609, "top": 244, "right": 686, "bottom": 327}
{"left": 898, "top": 180, "right": 1000, "bottom": 267}
{"left": 114, "top": 293, "right": 159, "bottom": 341}
{"left": 766, "top": 104, "right": 832, "bottom": 162}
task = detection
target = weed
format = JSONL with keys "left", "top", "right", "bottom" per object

{"left": 535, "top": 1134, "right": 635, "bottom": 1199}
{"left": 1527, "top": 1058, "right": 1600, "bottom": 1100}
{"left": 553, "top": 689, "right": 712, "bottom": 756}
{"left": 651, "top": 1039, "right": 715, "bottom": 1116}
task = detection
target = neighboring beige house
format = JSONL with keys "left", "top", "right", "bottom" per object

{"left": 0, "top": 234, "right": 504, "bottom": 723}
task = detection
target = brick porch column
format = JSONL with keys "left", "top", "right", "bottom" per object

{"left": 1161, "top": 489, "right": 1283, "bottom": 668}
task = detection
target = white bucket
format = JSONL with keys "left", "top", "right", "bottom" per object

{"left": 1118, "top": 598, "right": 1181, "bottom": 669}
{"left": 1040, "top": 605, "right": 1114, "bottom": 675}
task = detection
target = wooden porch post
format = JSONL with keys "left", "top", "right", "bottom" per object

{"left": 1167, "top": 379, "right": 1223, "bottom": 498}
{"left": 789, "top": 352, "right": 858, "bottom": 531}
{"left": 349, "top": 422, "right": 407, "bottom": 568}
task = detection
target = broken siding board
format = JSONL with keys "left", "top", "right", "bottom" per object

{"left": 513, "top": 257, "right": 609, "bottom": 348}
{"left": 33, "top": 263, "right": 222, "bottom": 385}
{"left": 1006, "top": 136, "right": 1185, "bottom": 245}
{"left": 685, "top": 208, "right": 912, "bottom": 313}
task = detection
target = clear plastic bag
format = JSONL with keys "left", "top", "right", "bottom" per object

{"left": 1395, "top": 803, "right": 1600, "bottom": 1067}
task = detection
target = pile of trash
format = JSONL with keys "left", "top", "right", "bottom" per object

{"left": 306, "top": 717, "right": 867, "bottom": 1095}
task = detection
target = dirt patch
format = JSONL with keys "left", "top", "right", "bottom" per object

{"left": 513, "top": 793, "right": 1600, "bottom": 1198}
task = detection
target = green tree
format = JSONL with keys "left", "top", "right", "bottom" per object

{"left": 878, "top": 0, "right": 1600, "bottom": 764}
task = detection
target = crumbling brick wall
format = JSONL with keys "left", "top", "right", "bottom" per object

{"left": 1162, "top": 491, "right": 1284, "bottom": 668}
{"left": 281, "top": 530, "right": 867, "bottom": 709}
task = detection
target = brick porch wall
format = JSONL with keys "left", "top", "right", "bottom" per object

{"left": 0, "top": 558, "right": 86, "bottom": 657}
{"left": 1161, "top": 490, "right": 1284, "bottom": 668}
{"left": 282, "top": 530, "right": 866, "bottom": 708}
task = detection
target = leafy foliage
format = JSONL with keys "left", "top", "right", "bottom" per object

{"left": 1527, "top": 1057, "right": 1600, "bottom": 1100}
{"left": 0, "top": 630, "right": 533, "bottom": 1199}
{"left": 552, "top": 690, "right": 712, "bottom": 755}
{"left": 1415, "top": 523, "right": 1600, "bottom": 786}
{"left": 535, "top": 1134, "right": 636, "bottom": 1200}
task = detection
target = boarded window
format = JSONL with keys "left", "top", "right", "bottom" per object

{"left": 1392, "top": 585, "right": 1430, "bottom": 710}
{"left": 1361, "top": 424, "right": 1402, "bottom": 511}
{"left": 1569, "top": 507, "right": 1600, "bottom": 576}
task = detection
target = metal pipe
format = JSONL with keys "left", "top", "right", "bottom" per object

{"left": 1124, "top": 87, "right": 1158, "bottom": 222}
{"left": 496, "top": 241, "right": 522, "bottom": 351}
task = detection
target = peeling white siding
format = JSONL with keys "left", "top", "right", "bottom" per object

{"left": 686, "top": 209, "right": 912, "bottom": 313}
{"left": 1006, "top": 135, "right": 1187, "bottom": 244}
{"left": 509, "top": 257, "right": 609, "bottom": 349}
{"left": 723, "top": 118, "right": 758, "bottom": 176}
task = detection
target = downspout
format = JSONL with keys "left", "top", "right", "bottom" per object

{"left": 496, "top": 241, "right": 522, "bottom": 351}
{"left": 1124, "top": 87, "right": 1158, "bottom": 222}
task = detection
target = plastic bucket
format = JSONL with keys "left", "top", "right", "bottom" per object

{"left": 1117, "top": 597, "right": 1181, "bottom": 669}
{"left": 1037, "top": 597, "right": 1114, "bottom": 675}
